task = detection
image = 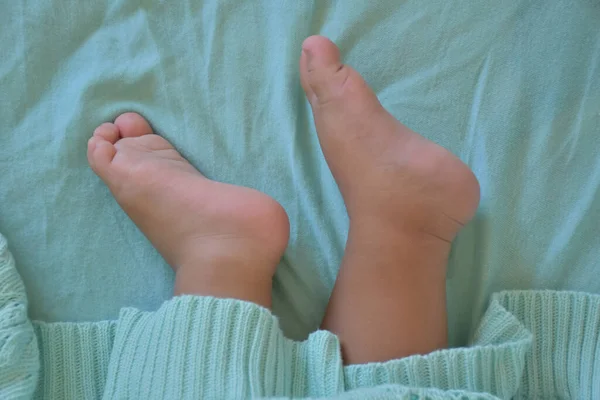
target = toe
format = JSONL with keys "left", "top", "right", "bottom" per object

{"left": 87, "top": 136, "right": 116, "bottom": 178}
{"left": 114, "top": 112, "right": 154, "bottom": 138}
{"left": 300, "top": 36, "right": 380, "bottom": 111}
{"left": 93, "top": 122, "right": 120, "bottom": 143}
{"left": 300, "top": 36, "right": 347, "bottom": 105}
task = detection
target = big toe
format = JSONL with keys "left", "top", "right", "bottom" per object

{"left": 300, "top": 36, "right": 381, "bottom": 113}
{"left": 114, "top": 112, "right": 154, "bottom": 138}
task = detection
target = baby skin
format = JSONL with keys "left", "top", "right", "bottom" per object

{"left": 87, "top": 36, "right": 479, "bottom": 365}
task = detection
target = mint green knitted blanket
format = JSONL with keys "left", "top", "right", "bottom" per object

{"left": 3, "top": 234, "right": 600, "bottom": 398}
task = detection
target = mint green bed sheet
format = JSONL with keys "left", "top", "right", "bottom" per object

{"left": 0, "top": 0, "right": 598, "bottom": 346}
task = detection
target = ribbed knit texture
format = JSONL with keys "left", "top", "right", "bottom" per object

{"left": 272, "top": 385, "right": 502, "bottom": 399}
{"left": 102, "top": 297, "right": 344, "bottom": 399}
{"left": 343, "top": 298, "right": 531, "bottom": 399}
{"left": 32, "top": 321, "right": 115, "bottom": 399}
{"left": 325, "top": 385, "right": 502, "bottom": 399}
{"left": 101, "top": 297, "right": 510, "bottom": 399}
{"left": 1, "top": 234, "right": 600, "bottom": 399}
{"left": 0, "top": 234, "right": 39, "bottom": 399}
{"left": 494, "top": 291, "right": 600, "bottom": 399}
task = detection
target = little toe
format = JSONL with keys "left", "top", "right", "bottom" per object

{"left": 87, "top": 136, "right": 116, "bottom": 178}
{"left": 93, "top": 122, "right": 120, "bottom": 143}
{"left": 114, "top": 112, "right": 154, "bottom": 138}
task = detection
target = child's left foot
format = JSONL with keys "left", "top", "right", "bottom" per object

{"left": 87, "top": 113, "right": 290, "bottom": 307}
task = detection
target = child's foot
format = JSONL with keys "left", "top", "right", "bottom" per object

{"left": 300, "top": 36, "right": 480, "bottom": 363}
{"left": 300, "top": 36, "right": 479, "bottom": 243}
{"left": 87, "top": 113, "right": 289, "bottom": 307}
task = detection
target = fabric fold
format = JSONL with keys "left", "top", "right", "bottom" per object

{"left": 343, "top": 296, "right": 532, "bottom": 399}
{"left": 32, "top": 321, "right": 115, "bottom": 400}
{"left": 494, "top": 290, "right": 600, "bottom": 399}
{"left": 102, "top": 296, "right": 344, "bottom": 399}
{"left": 2, "top": 231, "right": 600, "bottom": 399}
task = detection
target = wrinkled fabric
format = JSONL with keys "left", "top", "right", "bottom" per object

{"left": 0, "top": 0, "right": 599, "bottom": 351}
{"left": 3, "top": 232, "right": 600, "bottom": 399}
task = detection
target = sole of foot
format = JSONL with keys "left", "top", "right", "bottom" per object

{"left": 87, "top": 113, "right": 290, "bottom": 307}
{"left": 300, "top": 36, "right": 480, "bottom": 243}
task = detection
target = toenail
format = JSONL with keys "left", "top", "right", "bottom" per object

{"left": 94, "top": 125, "right": 110, "bottom": 137}
{"left": 303, "top": 48, "right": 315, "bottom": 70}
{"left": 88, "top": 137, "right": 97, "bottom": 151}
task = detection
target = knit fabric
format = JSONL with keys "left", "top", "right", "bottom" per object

{"left": 2, "top": 234, "right": 600, "bottom": 399}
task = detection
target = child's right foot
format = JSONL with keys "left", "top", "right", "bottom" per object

{"left": 87, "top": 113, "right": 289, "bottom": 308}
{"left": 300, "top": 36, "right": 480, "bottom": 363}
{"left": 300, "top": 36, "right": 480, "bottom": 243}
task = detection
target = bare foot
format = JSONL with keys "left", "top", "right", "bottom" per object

{"left": 300, "top": 36, "right": 480, "bottom": 363}
{"left": 300, "top": 37, "right": 479, "bottom": 242}
{"left": 87, "top": 113, "right": 289, "bottom": 308}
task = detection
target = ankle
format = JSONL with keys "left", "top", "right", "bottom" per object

{"left": 174, "top": 263, "right": 273, "bottom": 308}
{"left": 350, "top": 214, "right": 457, "bottom": 247}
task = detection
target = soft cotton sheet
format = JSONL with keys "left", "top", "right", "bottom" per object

{"left": 0, "top": 0, "right": 599, "bottom": 351}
